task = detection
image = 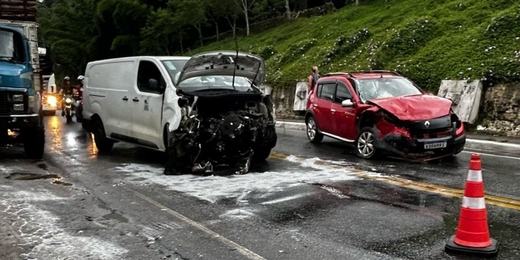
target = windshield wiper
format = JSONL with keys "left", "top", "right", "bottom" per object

{"left": 0, "top": 56, "right": 16, "bottom": 63}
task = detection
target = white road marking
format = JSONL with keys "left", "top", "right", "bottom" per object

{"left": 128, "top": 189, "right": 266, "bottom": 260}
{"left": 261, "top": 192, "right": 316, "bottom": 205}
{"left": 462, "top": 150, "right": 520, "bottom": 161}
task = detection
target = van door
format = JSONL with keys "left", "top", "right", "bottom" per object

{"left": 130, "top": 59, "right": 166, "bottom": 149}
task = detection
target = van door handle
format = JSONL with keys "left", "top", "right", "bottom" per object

{"left": 330, "top": 109, "right": 336, "bottom": 113}
{"left": 122, "top": 96, "right": 128, "bottom": 101}
{"left": 132, "top": 97, "right": 139, "bottom": 102}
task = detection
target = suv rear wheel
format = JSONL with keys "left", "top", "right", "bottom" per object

{"left": 355, "top": 127, "right": 379, "bottom": 159}
{"left": 306, "top": 116, "right": 323, "bottom": 143}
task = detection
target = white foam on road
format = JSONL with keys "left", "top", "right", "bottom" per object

{"left": 0, "top": 188, "right": 128, "bottom": 260}
{"left": 115, "top": 156, "right": 361, "bottom": 204}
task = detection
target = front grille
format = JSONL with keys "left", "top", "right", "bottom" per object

{"left": 0, "top": 92, "right": 8, "bottom": 114}
{"left": 408, "top": 115, "right": 453, "bottom": 139}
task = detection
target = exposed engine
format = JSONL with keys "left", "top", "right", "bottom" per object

{"left": 165, "top": 94, "right": 277, "bottom": 175}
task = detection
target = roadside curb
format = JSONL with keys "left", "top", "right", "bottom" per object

{"left": 275, "top": 120, "right": 520, "bottom": 151}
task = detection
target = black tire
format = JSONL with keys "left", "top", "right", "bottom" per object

{"left": 355, "top": 127, "right": 379, "bottom": 159}
{"left": 253, "top": 146, "right": 272, "bottom": 161}
{"left": 306, "top": 116, "right": 324, "bottom": 143}
{"left": 24, "top": 127, "right": 44, "bottom": 159}
{"left": 92, "top": 118, "right": 113, "bottom": 152}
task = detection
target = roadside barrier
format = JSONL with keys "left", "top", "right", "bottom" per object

{"left": 445, "top": 153, "right": 499, "bottom": 257}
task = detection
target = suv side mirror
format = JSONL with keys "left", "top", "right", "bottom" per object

{"left": 341, "top": 99, "right": 354, "bottom": 107}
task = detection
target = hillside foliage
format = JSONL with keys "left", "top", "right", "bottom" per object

{"left": 37, "top": 0, "right": 520, "bottom": 91}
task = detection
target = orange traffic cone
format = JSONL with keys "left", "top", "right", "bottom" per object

{"left": 445, "top": 153, "right": 499, "bottom": 257}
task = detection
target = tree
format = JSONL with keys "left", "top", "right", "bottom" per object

{"left": 171, "top": 0, "right": 208, "bottom": 47}
{"left": 235, "top": 0, "right": 256, "bottom": 36}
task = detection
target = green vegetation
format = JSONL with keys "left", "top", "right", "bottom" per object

{"left": 192, "top": 0, "right": 520, "bottom": 91}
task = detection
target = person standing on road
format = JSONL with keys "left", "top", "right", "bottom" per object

{"left": 307, "top": 66, "right": 320, "bottom": 93}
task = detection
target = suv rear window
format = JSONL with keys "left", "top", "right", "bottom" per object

{"left": 318, "top": 83, "right": 336, "bottom": 101}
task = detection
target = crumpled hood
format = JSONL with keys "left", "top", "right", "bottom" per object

{"left": 368, "top": 94, "right": 452, "bottom": 121}
{"left": 177, "top": 50, "right": 265, "bottom": 86}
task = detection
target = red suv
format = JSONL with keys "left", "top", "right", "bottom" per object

{"left": 305, "top": 71, "right": 466, "bottom": 161}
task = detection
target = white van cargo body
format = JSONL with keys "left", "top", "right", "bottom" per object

{"left": 82, "top": 56, "right": 190, "bottom": 152}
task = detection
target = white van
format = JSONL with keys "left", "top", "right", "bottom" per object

{"left": 82, "top": 56, "right": 190, "bottom": 152}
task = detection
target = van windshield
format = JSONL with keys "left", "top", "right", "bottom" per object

{"left": 0, "top": 29, "right": 25, "bottom": 63}
{"left": 161, "top": 59, "right": 188, "bottom": 85}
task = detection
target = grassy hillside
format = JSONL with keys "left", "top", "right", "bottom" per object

{"left": 191, "top": 0, "right": 520, "bottom": 91}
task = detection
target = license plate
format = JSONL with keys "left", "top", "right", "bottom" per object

{"left": 424, "top": 141, "right": 447, "bottom": 149}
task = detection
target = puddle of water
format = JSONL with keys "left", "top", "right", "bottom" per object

{"left": 6, "top": 173, "right": 59, "bottom": 180}
{"left": 102, "top": 212, "right": 128, "bottom": 223}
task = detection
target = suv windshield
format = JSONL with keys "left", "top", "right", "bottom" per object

{"left": 0, "top": 29, "right": 24, "bottom": 63}
{"left": 357, "top": 77, "right": 422, "bottom": 102}
{"left": 177, "top": 75, "right": 255, "bottom": 92}
{"left": 161, "top": 59, "right": 188, "bottom": 85}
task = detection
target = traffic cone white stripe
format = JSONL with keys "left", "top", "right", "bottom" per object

{"left": 467, "top": 170, "right": 483, "bottom": 182}
{"left": 462, "top": 196, "right": 486, "bottom": 209}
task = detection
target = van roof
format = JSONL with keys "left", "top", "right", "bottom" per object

{"left": 86, "top": 56, "right": 190, "bottom": 65}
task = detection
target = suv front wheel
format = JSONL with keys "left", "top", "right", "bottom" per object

{"left": 355, "top": 127, "right": 379, "bottom": 159}
{"left": 306, "top": 116, "right": 324, "bottom": 143}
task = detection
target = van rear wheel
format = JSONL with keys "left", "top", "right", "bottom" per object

{"left": 92, "top": 118, "right": 113, "bottom": 153}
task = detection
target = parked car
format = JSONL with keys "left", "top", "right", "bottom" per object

{"left": 305, "top": 70, "right": 466, "bottom": 161}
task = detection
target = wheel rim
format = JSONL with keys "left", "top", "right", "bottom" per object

{"left": 357, "top": 131, "right": 375, "bottom": 157}
{"left": 307, "top": 118, "right": 317, "bottom": 140}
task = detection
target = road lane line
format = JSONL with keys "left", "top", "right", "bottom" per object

{"left": 261, "top": 192, "right": 316, "bottom": 205}
{"left": 462, "top": 150, "right": 520, "bottom": 161}
{"left": 126, "top": 188, "right": 266, "bottom": 260}
{"left": 269, "top": 152, "right": 520, "bottom": 211}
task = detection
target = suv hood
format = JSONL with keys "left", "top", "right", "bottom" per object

{"left": 177, "top": 51, "right": 265, "bottom": 86}
{"left": 368, "top": 94, "right": 452, "bottom": 121}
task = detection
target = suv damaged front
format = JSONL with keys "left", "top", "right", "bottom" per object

{"left": 357, "top": 82, "right": 466, "bottom": 161}
{"left": 164, "top": 51, "right": 277, "bottom": 175}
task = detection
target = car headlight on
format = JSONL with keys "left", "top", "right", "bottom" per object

{"left": 12, "top": 94, "right": 24, "bottom": 102}
{"left": 47, "top": 96, "right": 57, "bottom": 107}
{"left": 13, "top": 104, "right": 24, "bottom": 111}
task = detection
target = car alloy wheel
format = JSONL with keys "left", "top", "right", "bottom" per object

{"left": 357, "top": 130, "right": 375, "bottom": 158}
{"left": 306, "top": 116, "right": 323, "bottom": 143}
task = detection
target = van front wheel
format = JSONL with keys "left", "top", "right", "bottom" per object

{"left": 92, "top": 118, "right": 113, "bottom": 153}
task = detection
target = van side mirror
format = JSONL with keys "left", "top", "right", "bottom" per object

{"left": 341, "top": 99, "right": 354, "bottom": 107}
{"left": 149, "top": 78, "right": 162, "bottom": 92}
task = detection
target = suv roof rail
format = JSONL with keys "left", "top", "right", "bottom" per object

{"left": 349, "top": 70, "right": 402, "bottom": 76}
{"left": 324, "top": 72, "right": 354, "bottom": 77}
{"left": 324, "top": 70, "right": 402, "bottom": 78}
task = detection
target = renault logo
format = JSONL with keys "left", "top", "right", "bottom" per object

{"left": 424, "top": 121, "right": 431, "bottom": 128}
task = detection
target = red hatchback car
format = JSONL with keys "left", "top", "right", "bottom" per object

{"left": 305, "top": 71, "right": 466, "bottom": 161}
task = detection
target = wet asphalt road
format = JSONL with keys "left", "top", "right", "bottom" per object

{"left": 1, "top": 114, "right": 520, "bottom": 260}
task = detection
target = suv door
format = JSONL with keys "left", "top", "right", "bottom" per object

{"left": 331, "top": 81, "right": 358, "bottom": 141}
{"left": 312, "top": 81, "right": 336, "bottom": 134}
{"left": 130, "top": 59, "right": 167, "bottom": 149}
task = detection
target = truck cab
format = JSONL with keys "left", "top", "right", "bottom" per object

{"left": 0, "top": 24, "right": 45, "bottom": 158}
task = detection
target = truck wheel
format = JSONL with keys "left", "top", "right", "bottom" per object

{"left": 92, "top": 118, "right": 113, "bottom": 153}
{"left": 24, "top": 128, "right": 45, "bottom": 159}
{"left": 355, "top": 127, "right": 379, "bottom": 159}
{"left": 306, "top": 116, "right": 324, "bottom": 143}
